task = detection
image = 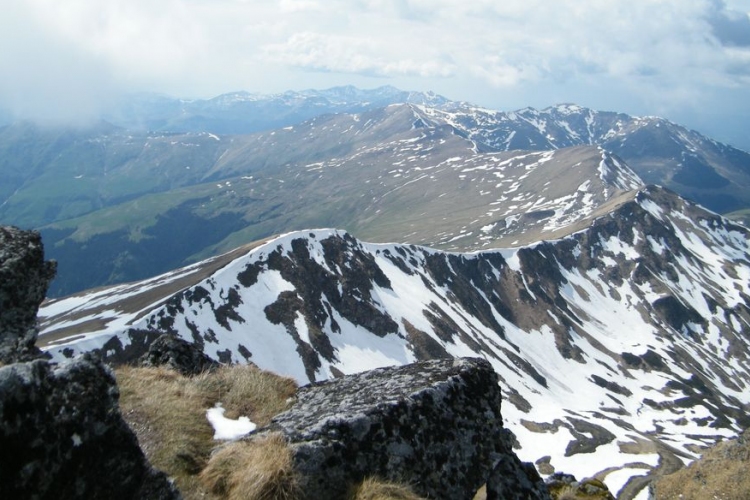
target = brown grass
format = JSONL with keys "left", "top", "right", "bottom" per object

{"left": 200, "top": 433, "right": 299, "bottom": 500}
{"left": 653, "top": 429, "right": 750, "bottom": 500}
{"left": 115, "top": 364, "right": 297, "bottom": 499}
{"left": 349, "top": 477, "right": 425, "bottom": 500}
{"left": 547, "top": 479, "right": 614, "bottom": 500}
{"left": 553, "top": 485, "right": 581, "bottom": 500}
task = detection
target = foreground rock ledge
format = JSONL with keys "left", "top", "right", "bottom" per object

{"left": 0, "top": 354, "right": 180, "bottom": 500}
{"left": 257, "top": 357, "right": 550, "bottom": 500}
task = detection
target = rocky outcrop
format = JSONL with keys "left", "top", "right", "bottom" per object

{"left": 140, "top": 333, "right": 219, "bottom": 375}
{"left": 0, "top": 226, "right": 179, "bottom": 499}
{"left": 0, "top": 353, "right": 181, "bottom": 499}
{"left": 544, "top": 473, "right": 615, "bottom": 500}
{"left": 0, "top": 226, "right": 56, "bottom": 364}
{"left": 256, "top": 357, "right": 550, "bottom": 500}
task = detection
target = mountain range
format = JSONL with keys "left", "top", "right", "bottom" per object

{"left": 0, "top": 87, "right": 748, "bottom": 297}
{"left": 37, "top": 184, "right": 750, "bottom": 500}
{"left": 6, "top": 86, "right": 748, "bottom": 498}
{"left": 103, "top": 85, "right": 450, "bottom": 135}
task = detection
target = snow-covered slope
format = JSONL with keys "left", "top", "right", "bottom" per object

{"left": 38, "top": 186, "right": 750, "bottom": 500}
{"left": 414, "top": 102, "right": 750, "bottom": 214}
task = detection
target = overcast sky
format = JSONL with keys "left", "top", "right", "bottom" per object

{"left": 2, "top": 0, "right": 750, "bottom": 148}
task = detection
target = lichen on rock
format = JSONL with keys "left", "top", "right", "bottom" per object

{"left": 0, "top": 354, "right": 181, "bottom": 499}
{"left": 252, "top": 357, "right": 550, "bottom": 500}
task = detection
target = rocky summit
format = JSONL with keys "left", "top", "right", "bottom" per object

{"left": 39, "top": 184, "right": 750, "bottom": 499}
{"left": 0, "top": 355, "right": 180, "bottom": 499}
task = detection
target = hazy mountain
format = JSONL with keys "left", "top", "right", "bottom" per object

{"left": 0, "top": 121, "right": 229, "bottom": 228}
{"left": 105, "top": 85, "right": 450, "bottom": 135}
{"left": 38, "top": 185, "right": 750, "bottom": 500}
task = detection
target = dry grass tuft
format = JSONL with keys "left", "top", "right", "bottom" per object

{"left": 200, "top": 433, "right": 299, "bottom": 500}
{"left": 192, "top": 364, "right": 297, "bottom": 425}
{"left": 349, "top": 477, "right": 426, "bottom": 500}
{"left": 115, "top": 364, "right": 297, "bottom": 499}
{"left": 553, "top": 485, "right": 581, "bottom": 500}
{"left": 548, "top": 479, "right": 614, "bottom": 500}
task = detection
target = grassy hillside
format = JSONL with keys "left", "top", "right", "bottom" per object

{"left": 652, "top": 429, "right": 750, "bottom": 500}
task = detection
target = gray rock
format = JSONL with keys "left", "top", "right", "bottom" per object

{"left": 258, "top": 357, "right": 550, "bottom": 500}
{"left": 0, "top": 226, "right": 56, "bottom": 364}
{"left": 140, "top": 333, "right": 219, "bottom": 375}
{"left": 0, "top": 354, "right": 181, "bottom": 499}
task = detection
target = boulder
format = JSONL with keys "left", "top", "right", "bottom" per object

{"left": 258, "top": 357, "right": 550, "bottom": 500}
{"left": 0, "top": 226, "right": 56, "bottom": 364}
{"left": 140, "top": 333, "right": 219, "bottom": 375}
{"left": 545, "top": 473, "right": 615, "bottom": 500}
{"left": 0, "top": 353, "right": 181, "bottom": 499}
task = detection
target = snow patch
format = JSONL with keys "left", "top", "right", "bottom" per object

{"left": 206, "top": 403, "right": 257, "bottom": 440}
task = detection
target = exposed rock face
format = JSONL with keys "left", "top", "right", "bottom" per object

{"left": 0, "top": 353, "right": 180, "bottom": 499}
{"left": 0, "top": 226, "right": 56, "bottom": 364}
{"left": 140, "top": 333, "right": 219, "bottom": 375}
{"left": 258, "top": 357, "right": 550, "bottom": 500}
{"left": 0, "top": 225, "right": 179, "bottom": 498}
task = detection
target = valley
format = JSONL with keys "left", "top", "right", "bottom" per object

{"left": 2, "top": 88, "right": 748, "bottom": 297}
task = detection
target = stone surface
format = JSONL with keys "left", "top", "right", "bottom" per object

{"left": 545, "top": 473, "right": 615, "bottom": 500}
{"left": 0, "top": 354, "right": 181, "bottom": 499}
{"left": 140, "top": 333, "right": 219, "bottom": 375}
{"left": 487, "top": 452, "right": 553, "bottom": 500}
{"left": 0, "top": 226, "right": 56, "bottom": 364}
{"left": 257, "top": 357, "right": 550, "bottom": 500}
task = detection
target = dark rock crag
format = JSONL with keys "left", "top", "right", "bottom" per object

{"left": 256, "top": 357, "right": 550, "bottom": 500}
{"left": 0, "top": 354, "right": 181, "bottom": 499}
{"left": 0, "top": 226, "right": 56, "bottom": 364}
{"left": 0, "top": 225, "right": 180, "bottom": 499}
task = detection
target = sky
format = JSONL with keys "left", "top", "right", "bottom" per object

{"left": 2, "top": 0, "right": 750, "bottom": 148}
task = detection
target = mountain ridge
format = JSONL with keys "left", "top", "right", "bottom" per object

{"left": 0, "top": 88, "right": 747, "bottom": 298}
{"left": 37, "top": 142, "right": 640, "bottom": 297}
{"left": 37, "top": 184, "right": 750, "bottom": 500}
{"left": 412, "top": 102, "right": 750, "bottom": 213}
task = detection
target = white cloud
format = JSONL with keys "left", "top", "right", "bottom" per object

{"left": 0, "top": 0, "right": 748, "bottom": 141}
{"left": 262, "top": 32, "right": 456, "bottom": 77}
{"left": 279, "top": 0, "right": 321, "bottom": 13}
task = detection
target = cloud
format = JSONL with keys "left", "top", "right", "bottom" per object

{"left": 262, "top": 32, "right": 456, "bottom": 78}
{"left": 707, "top": 0, "right": 750, "bottom": 46}
{"left": 0, "top": 0, "right": 749, "bottom": 136}
{"left": 0, "top": 0, "right": 210, "bottom": 122}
